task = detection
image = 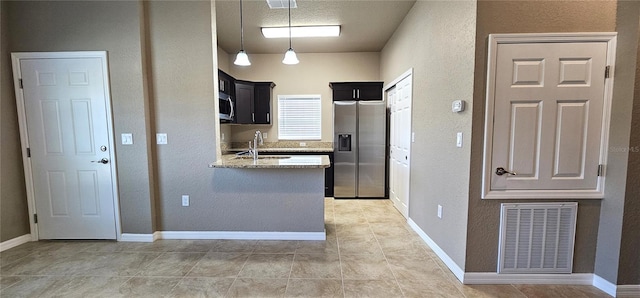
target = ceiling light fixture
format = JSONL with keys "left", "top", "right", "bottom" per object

{"left": 234, "top": 0, "right": 251, "bottom": 66}
{"left": 282, "top": 0, "right": 299, "bottom": 65}
{"left": 262, "top": 25, "right": 341, "bottom": 38}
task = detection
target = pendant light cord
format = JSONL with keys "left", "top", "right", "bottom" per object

{"left": 240, "top": 0, "right": 245, "bottom": 51}
{"left": 288, "top": 0, "right": 292, "bottom": 49}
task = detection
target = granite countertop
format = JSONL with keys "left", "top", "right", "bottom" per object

{"left": 226, "top": 147, "right": 334, "bottom": 153}
{"left": 209, "top": 154, "right": 331, "bottom": 169}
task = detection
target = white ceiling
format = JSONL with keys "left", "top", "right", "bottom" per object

{"left": 215, "top": 0, "right": 417, "bottom": 54}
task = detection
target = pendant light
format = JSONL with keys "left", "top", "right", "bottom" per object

{"left": 234, "top": 0, "right": 251, "bottom": 66}
{"left": 282, "top": 0, "right": 299, "bottom": 65}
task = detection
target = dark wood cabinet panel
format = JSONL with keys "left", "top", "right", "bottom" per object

{"left": 218, "top": 70, "right": 234, "bottom": 95}
{"left": 234, "top": 81, "right": 254, "bottom": 124}
{"left": 234, "top": 80, "right": 275, "bottom": 124}
{"left": 329, "top": 82, "right": 383, "bottom": 101}
{"left": 253, "top": 82, "right": 274, "bottom": 124}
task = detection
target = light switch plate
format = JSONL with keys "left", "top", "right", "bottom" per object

{"left": 456, "top": 132, "right": 463, "bottom": 148}
{"left": 157, "top": 133, "right": 168, "bottom": 145}
{"left": 121, "top": 133, "right": 133, "bottom": 145}
{"left": 411, "top": 132, "right": 415, "bottom": 143}
{"left": 181, "top": 195, "right": 189, "bottom": 207}
{"left": 437, "top": 205, "right": 443, "bottom": 219}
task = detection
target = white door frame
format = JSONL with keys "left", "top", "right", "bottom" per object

{"left": 11, "top": 51, "right": 122, "bottom": 241}
{"left": 482, "top": 33, "right": 617, "bottom": 199}
{"left": 385, "top": 68, "right": 413, "bottom": 216}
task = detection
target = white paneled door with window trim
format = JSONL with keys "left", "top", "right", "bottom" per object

{"left": 483, "top": 33, "right": 616, "bottom": 199}
{"left": 13, "top": 52, "right": 118, "bottom": 239}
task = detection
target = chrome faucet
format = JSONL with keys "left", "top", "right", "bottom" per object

{"left": 249, "top": 130, "right": 264, "bottom": 160}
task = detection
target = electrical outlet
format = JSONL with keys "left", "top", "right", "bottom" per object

{"left": 157, "top": 133, "right": 168, "bottom": 145}
{"left": 300, "top": 142, "right": 307, "bottom": 147}
{"left": 221, "top": 133, "right": 225, "bottom": 141}
{"left": 456, "top": 132, "right": 463, "bottom": 148}
{"left": 411, "top": 132, "right": 415, "bottom": 143}
{"left": 437, "top": 205, "right": 443, "bottom": 219}
{"left": 181, "top": 195, "right": 189, "bottom": 207}
{"left": 121, "top": 133, "right": 133, "bottom": 145}
{"left": 263, "top": 132, "right": 268, "bottom": 139}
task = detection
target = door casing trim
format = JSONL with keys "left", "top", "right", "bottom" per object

{"left": 11, "top": 51, "right": 122, "bottom": 240}
{"left": 482, "top": 33, "right": 617, "bottom": 199}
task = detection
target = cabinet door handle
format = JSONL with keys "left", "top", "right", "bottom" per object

{"left": 267, "top": 113, "right": 270, "bottom": 122}
{"left": 357, "top": 89, "right": 360, "bottom": 98}
{"left": 353, "top": 89, "right": 356, "bottom": 98}
{"left": 252, "top": 113, "right": 255, "bottom": 123}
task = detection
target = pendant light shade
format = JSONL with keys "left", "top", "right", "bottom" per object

{"left": 282, "top": 0, "right": 299, "bottom": 65}
{"left": 234, "top": 50, "right": 251, "bottom": 66}
{"left": 234, "top": 0, "right": 250, "bottom": 66}
{"left": 282, "top": 48, "right": 299, "bottom": 64}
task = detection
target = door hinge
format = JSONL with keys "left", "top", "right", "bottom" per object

{"left": 605, "top": 66, "right": 611, "bottom": 79}
{"left": 19, "top": 79, "right": 23, "bottom": 89}
{"left": 597, "top": 164, "right": 605, "bottom": 177}
{"left": 33, "top": 214, "right": 38, "bottom": 224}
{"left": 26, "top": 148, "right": 31, "bottom": 158}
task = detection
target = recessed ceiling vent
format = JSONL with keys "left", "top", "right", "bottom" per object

{"left": 498, "top": 203, "right": 578, "bottom": 274}
{"left": 266, "top": 0, "right": 297, "bottom": 9}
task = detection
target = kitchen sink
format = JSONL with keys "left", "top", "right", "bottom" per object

{"left": 233, "top": 155, "right": 291, "bottom": 160}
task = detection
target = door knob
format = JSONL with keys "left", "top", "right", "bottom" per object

{"left": 92, "top": 158, "right": 109, "bottom": 164}
{"left": 495, "top": 167, "right": 516, "bottom": 176}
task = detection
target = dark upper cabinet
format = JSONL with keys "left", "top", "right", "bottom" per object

{"left": 329, "top": 82, "right": 383, "bottom": 101}
{"left": 234, "top": 80, "right": 275, "bottom": 124}
{"left": 218, "top": 70, "right": 235, "bottom": 96}
{"left": 234, "top": 81, "right": 254, "bottom": 124}
{"left": 253, "top": 82, "right": 275, "bottom": 124}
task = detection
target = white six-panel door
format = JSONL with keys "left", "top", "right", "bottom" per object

{"left": 483, "top": 34, "right": 616, "bottom": 199}
{"left": 15, "top": 54, "right": 117, "bottom": 239}
{"left": 389, "top": 74, "right": 412, "bottom": 217}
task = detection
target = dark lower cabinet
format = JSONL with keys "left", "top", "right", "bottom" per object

{"left": 269, "top": 151, "right": 334, "bottom": 197}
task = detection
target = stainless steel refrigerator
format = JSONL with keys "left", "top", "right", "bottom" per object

{"left": 333, "top": 100, "right": 386, "bottom": 198}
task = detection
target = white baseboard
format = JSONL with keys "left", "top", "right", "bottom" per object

{"left": 157, "top": 230, "right": 326, "bottom": 241}
{"left": 407, "top": 218, "right": 465, "bottom": 282}
{"left": 593, "top": 274, "right": 618, "bottom": 297}
{"left": 120, "top": 233, "right": 156, "bottom": 242}
{"left": 617, "top": 285, "right": 640, "bottom": 297}
{"left": 0, "top": 234, "right": 32, "bottom": 252}
{"left": 463, "top": 272, "right": 593, "bottom": 285}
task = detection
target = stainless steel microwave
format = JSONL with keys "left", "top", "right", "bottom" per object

{"left": 219, "top": 91, "right": 234, "bottom": 122}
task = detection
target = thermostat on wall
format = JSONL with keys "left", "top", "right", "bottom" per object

{"left": 452, "top": 100, "right": 465, "bottom": 113}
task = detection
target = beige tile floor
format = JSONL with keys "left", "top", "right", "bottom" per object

{"left": 0, "top": 199, "right": 611, "bottom": 297}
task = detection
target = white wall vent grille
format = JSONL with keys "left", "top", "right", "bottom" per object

{"left": 498, "top": 203, "right": 578, "bottom": 274}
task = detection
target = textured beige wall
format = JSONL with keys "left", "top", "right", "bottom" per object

{"left": 0, "top": 1, "right": 30, "bottom": 242}
{"left": 5, "top": 1, "right": 156, "bottom": 234}
{"left": 146, "top": 1, "right": 218, "bottom": 231}
{"left": 226, "top": 52, "right": 380, "bottom": 143}
{"left": 468, "top": 0, "right": 620, "bottom": 274}
{"left": 217, "top": 46, "right": 230, "bottom": 73}
{"left": 380, "top": 0, "right": 477, "bottom": 269}
{"left": 619, "top": 9, "right": 640, "bottom": 285}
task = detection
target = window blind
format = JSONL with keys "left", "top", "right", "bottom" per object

{"left": 278, "top": 95, "right": 321, "bottom": 140}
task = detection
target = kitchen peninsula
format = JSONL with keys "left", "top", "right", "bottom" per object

{"left": 209, "top": 154, "right": 330, "bottom": 240}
